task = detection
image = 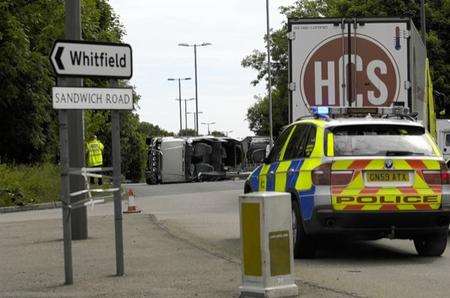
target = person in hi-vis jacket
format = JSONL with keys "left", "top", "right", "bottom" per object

{"left": 86, "top": 135, "right": 104, "bottom": 185}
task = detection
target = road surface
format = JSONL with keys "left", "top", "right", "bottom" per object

{"left": 130, "top": 181, "right": 450, "bottom": 298}
{"left": 1, "top": 180, "right": 450, "bottom": 297}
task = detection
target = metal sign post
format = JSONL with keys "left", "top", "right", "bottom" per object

{"left": 61, "top": 0, "right": 87, "bottom": 244}
{"left": 111, "top": 80, "right": 124, "bottom": 276}
{"left": 58, "top": 109, "right": 73, "bottom": 285}
{"left": 51, "top": 35, "right": 133, "bottom": 282}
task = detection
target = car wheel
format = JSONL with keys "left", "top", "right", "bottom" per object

{"left": 292, "top": 199, "right": 316, "bottom": 258}
{"left": 414, "top": 232, "right": 448, "bottom": 257}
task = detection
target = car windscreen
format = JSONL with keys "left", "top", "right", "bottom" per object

{"left": 330, "top": 124, "right": 436, "bottom": 157}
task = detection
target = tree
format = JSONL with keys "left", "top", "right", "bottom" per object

{"left": 0, "top": 0, "right": 167, "bottom": 182}
{"left": 178, "top": 129, "right": 197, "bottom": 137}
{"left": 0, "top": 0, "right": 125, "bottom": 164}
{"left": 139, "top": 122, "right": 174, "bottom": 137}
{"left": 243, "top": 0, "right": 450, "bottom": 136}
{"left": 0, "top": 0, "right": 63, "bottom": 163}
{"left": 210, "top": 131, "right": 226, "bottom": 137}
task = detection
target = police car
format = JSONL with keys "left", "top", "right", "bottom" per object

{"left": 244, "top": 108, "right": 450, "bottom": 258}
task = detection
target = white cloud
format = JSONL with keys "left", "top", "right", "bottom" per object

{"left": 109, "top": 0, "right": 294, "bottom": 138}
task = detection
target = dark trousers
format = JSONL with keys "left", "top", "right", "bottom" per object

{"left": 89, "top": 177, "right": 103, "bottom": 185}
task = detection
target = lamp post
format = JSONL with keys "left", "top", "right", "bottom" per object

{"left": 201, "top": 121, "right": 216, "bottom": 135}
{"left": 168, "top": 77, "right": 191, "bottom": 133}
{"left": 265, "top": 0, "right": 274, "bottom": 147}
{"left": 178, "top": 42, "right": 211, "bottom": 135}
{"left": 182, "top": 98, "right": 195, "bottom": 130}
{"left": 187, "top": 111, "right": 203, "bottom": 131}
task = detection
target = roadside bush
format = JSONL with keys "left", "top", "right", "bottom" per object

{"left": 0, "top": 163, "right": 60, "bottom": 207}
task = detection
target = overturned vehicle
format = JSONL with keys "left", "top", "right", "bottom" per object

{"left": 241, "top": 136, "right": 270, "bottom": 171}
{"left": 145, "top": 136, "right": 243, "bottom": 184}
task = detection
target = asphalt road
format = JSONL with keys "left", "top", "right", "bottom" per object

{"left": 129, "top": 181, "right": 450, "bottom": 298}
{"left": 2, "top": 180, "right": 450, "bottom": 297}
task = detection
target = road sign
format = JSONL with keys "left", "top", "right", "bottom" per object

{"left": 53, "top": 87, "right": 133, "bottom": 110}
{"left": 50, "top": 40, "right": 132, "bottom": 78}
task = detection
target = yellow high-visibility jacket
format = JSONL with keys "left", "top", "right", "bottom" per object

{"left": 86, "top": 139, "right": 104, "bottom": 167}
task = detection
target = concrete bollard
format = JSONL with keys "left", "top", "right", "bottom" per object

{"left": 239, "top": 192, "right": 299, "bottom": 298}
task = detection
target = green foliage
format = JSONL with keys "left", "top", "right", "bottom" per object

{"left": 140, "top": 122, "right": 174, "bottom": 137}
{"left": 0, "top": 0, "right": 170, "bottom": 184}
{"left": 0, "top": 163, "right": 60, "bottom": 207}
{"left": 210, "top": 131, "right": 226, "bottom": 137}
{"left": 0, "top": 0, "right": 122, "bottom": 164}
{"left": 178, "top": 129, "right": 197, "bottom": 137}
{"left": 85, "top": 109, "right": 147, "bottom": 182}
{"left": 0, "top": 0, "right": 62, "bottom": 163}
{"left": 246, "top": 91, "right": 289, "bottom": 137}
{"left": 243, "top": 0, "right": 450, "bottom": 136}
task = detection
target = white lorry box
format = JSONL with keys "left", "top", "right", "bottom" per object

{"left": 288, "top": 17, "right": 426, "bottom": 126}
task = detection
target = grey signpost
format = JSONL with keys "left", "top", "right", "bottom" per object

{"left": 111, "top": 81, "right": 124, "bottom": 276}
{"left": 61, "top": 0, "right": 86, "bottom": 243}
{"left": 51, "top": 33, "right": 132, "bottom": 283}
{"left": 58, "top": 109, "right": 73, "bottom": 284}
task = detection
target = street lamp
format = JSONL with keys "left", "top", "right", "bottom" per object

{"left": 201, "top": 121, "right": 216, "bottom": 135}
{"left": 178, "top": 42, "right": 212, "bottom": 135}
{"left": 265, "top": 0, "right": 274, "bottom": 147}
{"left": 181, "top": 97, "right": 195, "bottom": 130}
{"left": 187, "top": 111, "right": 203, "bottom": 131}
{"left": 168, "top": 77, "right": 191, "bottom": 133}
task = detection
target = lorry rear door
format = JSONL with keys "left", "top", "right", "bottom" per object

{"left": 288, "top": 18, "right": 421, "bottom": 121}
{"left": 349, "top": 20, "right": 409, "bottom": 108}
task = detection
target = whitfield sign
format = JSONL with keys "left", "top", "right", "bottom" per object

{"left": 69, "top": 51, "right": 128, "bottom": 68}
{"left": 50, "top": 40, "right": 132, "bottom": 78}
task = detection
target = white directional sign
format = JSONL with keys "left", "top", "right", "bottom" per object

{"left": 50, "top": 40, "right": 132, "bottom": 78}
{"left": 52, "top": 87, "right": 133, "bottom": 110}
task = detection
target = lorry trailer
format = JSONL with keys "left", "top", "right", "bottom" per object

{"left": 288, "top": 17, "right": 434, "bottom": 133}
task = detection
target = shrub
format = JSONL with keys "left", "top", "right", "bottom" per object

{"left": 0, "top": 163, "right": 60, "bottom": 207}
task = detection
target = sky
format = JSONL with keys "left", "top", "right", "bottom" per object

{"left": 108, "top": 0, "right": 295, "bottom": 139}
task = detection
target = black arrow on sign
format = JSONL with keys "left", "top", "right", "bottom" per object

{"left": 55, "top": 46, "right": 65, "bottom": 70}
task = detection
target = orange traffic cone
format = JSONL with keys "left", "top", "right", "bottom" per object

{"left": 123, "top": 188, "right": 141, "bottom": 214}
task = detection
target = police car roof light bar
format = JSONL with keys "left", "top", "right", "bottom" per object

{"left": 325, "top": 106, "right": 411, "bottom": 119}
{"left": 311, "top": 106, "right": 330, "bottom": 120}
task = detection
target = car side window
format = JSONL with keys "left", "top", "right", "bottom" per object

{"left": 304, "top": 126, "right": 317, "bottom": 157}
{"left": 267, "top": 126, "right": 294, "bottom": 163}
{"left": 283, "top": 124, "right": 310, "bottom": 160}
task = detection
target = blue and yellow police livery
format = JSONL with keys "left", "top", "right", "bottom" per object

{"left": 244, "top": 117, "right": 450, "bottom": 258}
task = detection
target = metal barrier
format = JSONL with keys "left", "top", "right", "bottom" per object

{"left": 68, "top": 167, "right": 119, "bottom": 210}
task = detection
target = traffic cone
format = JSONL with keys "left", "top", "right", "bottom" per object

{"left": 123, "top": 188, "right": 141, "bottom": 214}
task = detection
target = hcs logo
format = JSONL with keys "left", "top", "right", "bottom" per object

{"left": 300, "top": 35, "right": 400, "bottom": 107}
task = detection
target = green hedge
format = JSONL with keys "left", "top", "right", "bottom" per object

{"left": 0, "top": 163, "right": 60, "bottom": 207}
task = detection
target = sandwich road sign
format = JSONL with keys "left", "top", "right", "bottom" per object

{"left": 50, "top": 40, "right": 132, "bottom": 79}
{"left": 52, "top": 87, "right": 133, "bottom": 110}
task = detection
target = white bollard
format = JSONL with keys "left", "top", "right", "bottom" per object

{"left": 239, "top": 192, "right": 298, "bottom": 298}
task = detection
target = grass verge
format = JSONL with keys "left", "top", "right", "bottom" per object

{"left": 0, "top": 163, "right": 60, "bottom": 207}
